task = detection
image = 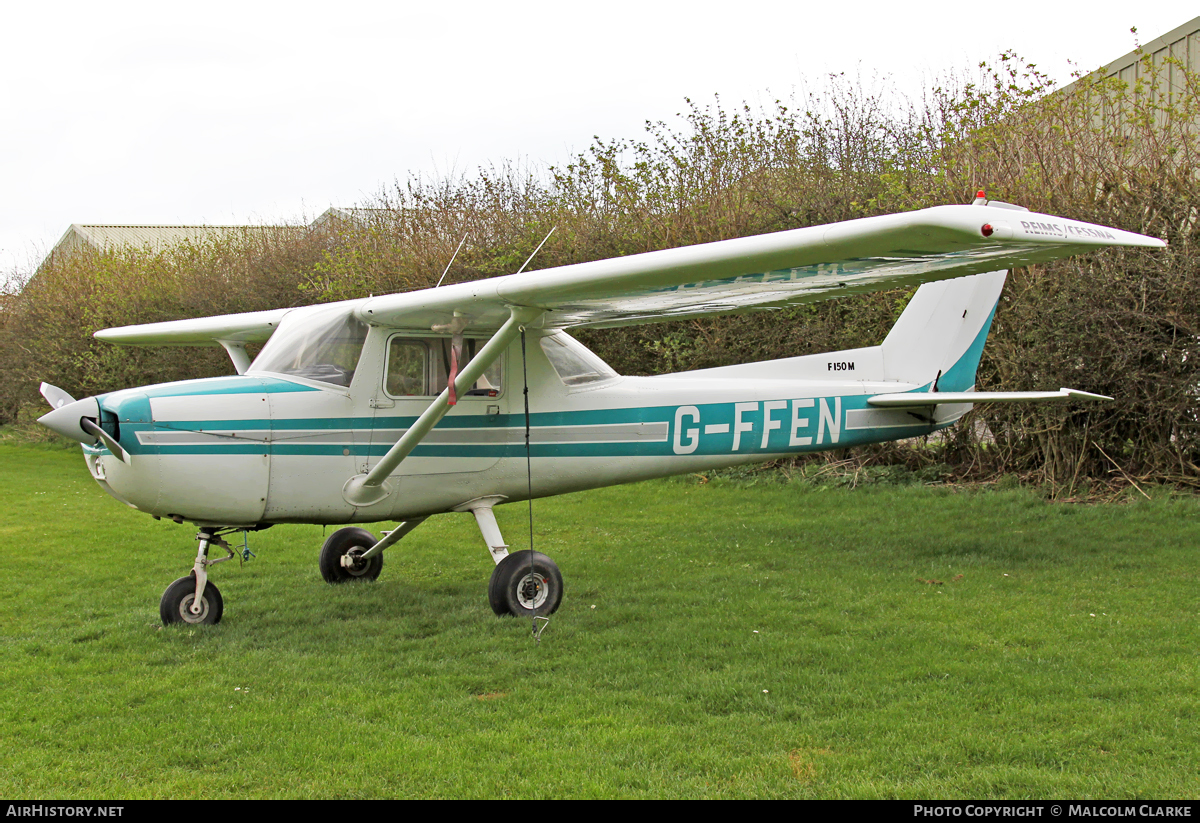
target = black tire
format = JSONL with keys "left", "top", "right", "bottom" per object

{"left": 319, "top": 527, "right": 382, "bottom": 583}
{"left": 487, "top": 551, "right": 563, "bottom": 617}
{"left": 160, "top": 574, "right": 223, "bottom": 626}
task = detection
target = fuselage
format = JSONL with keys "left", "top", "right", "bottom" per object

{"left": 81, "top": 327, "right": 953, "bottom": 528}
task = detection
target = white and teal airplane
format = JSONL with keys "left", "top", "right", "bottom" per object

{"left": 38, "top": 198, "right": 1165, "bottom": 626}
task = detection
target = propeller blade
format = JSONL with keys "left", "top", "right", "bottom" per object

{"left": 79, "top": 418, "right": 128, "bottom": 464}
{"left": 39, "top": 382, "right": 76, "bottom": 409}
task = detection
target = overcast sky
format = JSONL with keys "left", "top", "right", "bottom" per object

{"left": 2, "top": 1, "right": 1195, "bottom": 275}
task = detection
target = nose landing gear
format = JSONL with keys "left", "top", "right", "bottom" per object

{"left": 159, "top": 528, "right": 251, "bottom": 626}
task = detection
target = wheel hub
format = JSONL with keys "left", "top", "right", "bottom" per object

{"left": 178, "top": 594, "right": 209, "bottom": 624}
{"left": 341, "top": 548, "right": 370, "bottom": 576}
{"left": 516, "top": 572, "right": 548, "bottom": 609}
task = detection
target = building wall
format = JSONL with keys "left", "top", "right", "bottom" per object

{"left": 1061, "top": 16, "right": 1199, "bottom": 106}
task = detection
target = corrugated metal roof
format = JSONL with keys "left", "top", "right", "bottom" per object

{"left": 74, "top": 224, "right": 243, "bottom": 248}
{"left": 58, "top": 224, "right": 282, "bottom": 252}
{"left": 42, "top": 223, "right": 296, "bottom": 268}
{"left": 309, "top": 207, "right": 390, "bottom": 230}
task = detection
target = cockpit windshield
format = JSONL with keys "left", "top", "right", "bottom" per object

{"left": 248, "top": 304, "right": 368, "bottom": 388}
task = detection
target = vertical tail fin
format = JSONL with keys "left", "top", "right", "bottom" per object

{"left": 879, "top": 269, "right": 1007, "bottom": 391}
{"left": 655, "top": 268, "right": 1008, "bottom": 386}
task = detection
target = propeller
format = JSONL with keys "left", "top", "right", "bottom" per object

{"left": 36, "top": 384, "right": 129, "bottom": 464}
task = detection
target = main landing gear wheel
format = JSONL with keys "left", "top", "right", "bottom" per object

{"left": 319, "top": 527, "right": 383, "bottom": 583}
{"left": 488, "top": 551, "right": 563, "bottom": 617}
{"left": 160, "top": 573, "right": 224, "bottom": 625}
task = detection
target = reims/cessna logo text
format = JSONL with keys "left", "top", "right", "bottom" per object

{"left": 1020, "top": 220, "right": 1065, "bottom": 237}
{"left": 1064, "top": 224, "right": 1118, "bottom": 240}
{"left": 1020, "top": 221, "right": 1119, "bottom": 241}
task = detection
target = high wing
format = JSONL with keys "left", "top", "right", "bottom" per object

{"left": 94, "top": 307, "right": 293, "bottom": 346}
{"left": 95, "top": 204, "right": 1165, "bottom": 344}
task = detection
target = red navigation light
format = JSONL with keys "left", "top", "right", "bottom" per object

{"left": 976, "top": 190, "right": 986, "bottom": 199}
{"left": 981, "top": 224, "right": 994, "bottom": 237}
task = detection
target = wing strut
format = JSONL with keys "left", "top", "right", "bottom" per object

{"left": 343, "top": 306, "right": 544, "bottom": 508}
{"left": 217, "top": 339, "right": 252, "bottom": 374}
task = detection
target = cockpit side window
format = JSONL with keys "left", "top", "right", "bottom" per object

{"left": 384, "top": 335, "right": 502, "bottom": 398}
{"left": 386, "top": 340, "right": 429, "bottom": 396}
{"left": 248, "top": 304, "right": 368, "bottom": 388}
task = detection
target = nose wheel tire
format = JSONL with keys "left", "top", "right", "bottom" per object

{"left": 319, "top": 527, "right": 383, "bottom": 583}
{"left": 488, "top": 551, "right": 563, "bottom": 617}
{"left": 160, "top": 574, "right": 223, "bottom": 625}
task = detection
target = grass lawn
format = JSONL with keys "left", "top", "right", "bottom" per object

{"left": 0, "top": 443, "right": 1196, "bottom": 798}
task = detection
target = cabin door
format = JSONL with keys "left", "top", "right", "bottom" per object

{"left": 369, "top": 333, "right": 508, "bottom": 477}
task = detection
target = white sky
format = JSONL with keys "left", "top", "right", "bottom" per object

{"left": 2, "top": 0, "right": 1195, "bottom": 275}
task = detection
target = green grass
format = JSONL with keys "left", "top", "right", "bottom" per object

{"left": 1, "top": 444, "right": 1196, "bottom": 798}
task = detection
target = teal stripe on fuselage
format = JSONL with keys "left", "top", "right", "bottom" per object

{"left": 135, "top": 376, "right": 320, "bottom": 398}
{"left": 112, "top": 393, "right": 941, "bottom": 459}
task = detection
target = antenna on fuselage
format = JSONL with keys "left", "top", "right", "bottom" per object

{"left": 435, "top": 234, "right": 468, "bottom": 288}
{"left": 516, "top": 227, "right": 556, "bottom": 274}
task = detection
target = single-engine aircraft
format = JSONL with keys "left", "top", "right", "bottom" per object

{"left": 38, "top": 196, "right": 1165, "bottom": 625}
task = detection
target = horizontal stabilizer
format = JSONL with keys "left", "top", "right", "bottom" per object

{"left": 867, "top": 388, "right": 1111, "bottom": 408}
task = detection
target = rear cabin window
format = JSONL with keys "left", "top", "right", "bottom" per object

{"left": 385, "top": 336, "right": 502, "bottom": 398}
{"left": 539, "top": 333, "right": 618, "bottom": 386}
